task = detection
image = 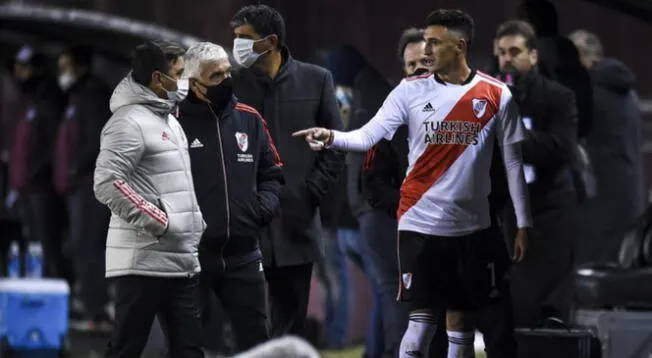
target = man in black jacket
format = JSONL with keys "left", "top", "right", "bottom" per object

{"left": 178, "top": 42, "right": 284, "bottom": 353}
{"left": 54, "top": 45, "right": 113, "bottom": 331}
{"left": 230, "top": 4, "right": 344, "bottom": 337}
{"left": 495, "top": 20, "right": 578, "bottom": 327}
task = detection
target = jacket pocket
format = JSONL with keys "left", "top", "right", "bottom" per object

{"left": 230, "top": 197, "right": 263, "bottom": 237}
{"left": 157, "top": 199, "right": 175, "bottom": 238}
{"left": 135, "top": 230, "right": 160, "bottom": 249}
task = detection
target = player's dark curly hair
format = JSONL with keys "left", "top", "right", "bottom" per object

{"left": 397, "top": 28, "right": 425, "bottom": 66}
{"left": 425, "top": 9, "right": 475, "bottom": 49}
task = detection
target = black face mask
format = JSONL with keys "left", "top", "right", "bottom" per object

{"left": 204, "top": 77, "right": 233, "bottom": 110}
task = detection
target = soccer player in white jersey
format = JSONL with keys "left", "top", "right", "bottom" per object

{"left": 294, "top": 9, "right": 532, "bottom": 358}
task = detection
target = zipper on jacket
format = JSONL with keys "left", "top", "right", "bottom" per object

{"left": 208, "top": 104, "right": 230, "bottom": 270}
{"left": 168, "top": 121, "right": 198, "bottom": 235}
{"left": 166, "top": 116, "right": 201, "bottom": 275}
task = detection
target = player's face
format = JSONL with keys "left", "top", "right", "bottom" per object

{"left": 403, "top": 41, "right": 434, "bottom": 76}
{"left": 496, "top": 34, "right": 538, "bottom": 74}
{"left": 424, "top": 25, "right": 465, "bottom": 73}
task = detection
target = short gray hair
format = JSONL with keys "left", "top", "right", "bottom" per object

{"left": 183, "top": 42, "right": 229, "bottom": 79}
{"left": 568, "top": 29, "right": 604, "bottom": 58}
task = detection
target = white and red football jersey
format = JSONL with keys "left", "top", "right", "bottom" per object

{"left": 331, "top": 71, "right": 526, "bottom": 236}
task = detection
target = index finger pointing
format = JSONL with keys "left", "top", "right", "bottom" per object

{"left": 292, "top": 129, "right": 314, "bottom": 137}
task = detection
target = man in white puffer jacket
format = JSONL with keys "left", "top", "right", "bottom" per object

{"left": 94, "top": 40, "right": 206, "bottom": 358}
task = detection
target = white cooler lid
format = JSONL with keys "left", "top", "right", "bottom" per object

{"left": 0, "top": 278, "right": 70, "bottom": 294}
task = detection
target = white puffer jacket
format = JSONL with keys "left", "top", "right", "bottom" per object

{"left": 94, "top": 74, "right": 205, "bottom": 278}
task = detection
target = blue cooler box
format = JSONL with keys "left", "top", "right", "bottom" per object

{"left": 0, "top": 279, "right": 69, "bottom": 351}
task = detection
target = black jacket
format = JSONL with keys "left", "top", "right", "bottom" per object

{"left": 578, "top": 59, "right": 645, "bottom": 264}
{"left": 513, "top": 71, "right": 578, "bottom": 216}
{"left": 178, "top": 94, "right": 284, "bottom": 269}
{"left": 536, "top": 36, "right": 593, "bottom": 139}
{"left": 346, "top": 66, "right": 393, "bottom": 218}
{"left": 232, "top": 48, "right": 345, "bottom": 267}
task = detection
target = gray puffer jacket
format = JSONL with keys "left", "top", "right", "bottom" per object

{"left": 94, "top": 74, "right": 205, "bottom": 278}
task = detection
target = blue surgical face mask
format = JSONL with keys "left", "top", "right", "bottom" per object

{"left": 233, "top": 37, "right": 271, "bottom": 68}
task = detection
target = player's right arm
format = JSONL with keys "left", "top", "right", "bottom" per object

{"left": 292, "top": 82, "right": 409, "bottom": 152}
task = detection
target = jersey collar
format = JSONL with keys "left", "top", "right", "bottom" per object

{"left": 433, "top": 68, "right": 476, "bottom": 86}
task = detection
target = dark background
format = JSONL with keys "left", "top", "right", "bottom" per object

{"left": 9, "top": 0, "right": 652, "bottom": 96}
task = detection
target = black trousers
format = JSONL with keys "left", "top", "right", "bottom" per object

{"left": 506, "top": 206, "right": 576, "bottom": 327}
{"left": 105, "top": 275, "right": 204, "bottom": 358}
{"left": 200, "top": 258, "right": 269, "bottom": 353}
{"left": 264, "top": 263, "right": 313, "bottom": 337}
{"left": 67, "top": 178, "right": 110, "bottom": 316}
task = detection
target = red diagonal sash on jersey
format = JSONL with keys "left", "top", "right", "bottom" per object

{"left": 397, "top": 81, "right": 502, "bottom": 220}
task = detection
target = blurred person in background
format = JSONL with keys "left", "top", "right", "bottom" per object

{"left": 495, "top": 20, "right": 578, "bottom": 327}
{"left": 230, "top": 4, "right": 345, "bottom": 338}
{"left": 321, "top": 45, "right": 391, "bottom": 357}
{"left": 305, "top": 47, "right": 353, "bottom": 350}
{"left": 313, "top": 85, "right": 360, "bottom": 349}
{"left": 9, "top": 46, "right": 68, "bottom": 279}
{"left": 569, "top": 30, "right": 645, "bottom": 265}
{"left": 518, "top": 0, "right": 593, "bottom": 140}
{"left": 0, "top": 63, "right": 25, "bottom": 276}
{"left": 94, "top": 40, "right": 205, "bottom": 358}
{"left": 179, "top": 41, "right": 284, "bottom": 353}
{"left": 53, "top": 45, "right": 113, "bottom": 331}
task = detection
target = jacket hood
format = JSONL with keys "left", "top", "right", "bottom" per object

{"left": 591, "top": 58, "right": 636, "bottom": 94}
{"left": 109, "top": 73, "right": 176, "bottom": 115}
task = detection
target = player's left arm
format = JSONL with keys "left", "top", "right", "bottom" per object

{"left": 496, "top": 90, "right": 533, "bottom": 230}
{"left": 520, "top": 86, "right": 578, "bottom": 169}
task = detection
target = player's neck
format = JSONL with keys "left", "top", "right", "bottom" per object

{"left": 437, "top": 59, "right": 472, "bottom": 85}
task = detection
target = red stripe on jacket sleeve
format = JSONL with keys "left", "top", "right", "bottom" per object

{"left": 113, "top": 179, "right": 168, "bottom": 227}
{"left": 235, "top": 103, "right": 283, "bottom": 167}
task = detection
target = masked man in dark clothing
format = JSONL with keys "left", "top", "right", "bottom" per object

{"left": 230, "top": 4, "right": 344, "bottom": 337}
{"left": 178, "top": 41, "right": 284, "bottom": 353}
{"left": 495, "top": 20, "right": 578, "bottom": 327}
{"left": 54, "top": 45, "right": 113, "bottom": 331}
{"left": 9, "top": 46, "right": 68, "bottom": 279}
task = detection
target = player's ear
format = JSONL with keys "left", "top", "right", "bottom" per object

{"left": 457, "top": 39, "right": 467, "bottom": 55}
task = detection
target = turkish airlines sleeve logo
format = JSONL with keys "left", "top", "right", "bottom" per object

{"left": 472, "top": 98, "right": 488, "bottom": 119}
{"left": 235, "top": 132, "right": 249, "bottom": 152}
